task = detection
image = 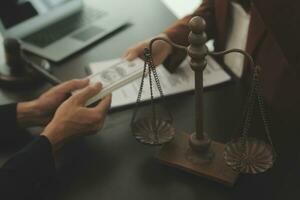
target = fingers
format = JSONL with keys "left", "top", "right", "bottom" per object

{"left": 122, "top": 50, "right": 130, "bottom": 59}
{"left": 123, "top": 48, "right": 138, "bottom": 61}
{"left": 55, "top": 79, "right": 90, "bottom": 94}
{"left": 79, "top": 94, "right": 111, "bottom": 134}
{"left": 124, "top": 50, "right": 139, "bottom": 61}
{"left": 72, "top": 83, "right": 102, "bottom": 105}
{"left": 85, "top": 94, "right": 112, "bottom": 134}
{"left": 123, "top": 42, "right": 147, "bottom": 61}
{"left": 94, "top": 94, "right": 112, "bottom": 115}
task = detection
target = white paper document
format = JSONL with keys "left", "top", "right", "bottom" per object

{"left": 87, "top": 57, "right": 231, "bottom": 108}
{"left": 161, "top": 0, "right": 202, "bottom": 19}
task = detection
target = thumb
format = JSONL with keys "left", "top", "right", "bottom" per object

{"left": 72, "top": 83, "right": 102, "bottom": 105}
{"left": 124, "top": 51, "right": 138, "bottom": 62}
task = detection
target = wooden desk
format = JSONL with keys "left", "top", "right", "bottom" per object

{"left": 0, "top": 0, "right": 297, "bottom": 199}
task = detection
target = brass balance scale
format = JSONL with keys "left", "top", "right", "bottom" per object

{"left": 131, "top": 16, "right": 276, "bottom": 186}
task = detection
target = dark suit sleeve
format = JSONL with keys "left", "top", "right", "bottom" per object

{"left": 0, "top": 103, "right": 20, "bottom": 141}
{"left": 0, "top": 103, "right": 32, "bottom": 145}
{"left": 0, "top": 136, "right": 56, "bottom": 200}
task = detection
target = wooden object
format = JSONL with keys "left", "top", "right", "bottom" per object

{"left": 157, "top": 132, "right": 239, "bottom": 186}
{"left": 156, "top": 16, "right": 239, "bottom": 186}
{"left": 0, "top": 38, "right": 61, "bottom": 88}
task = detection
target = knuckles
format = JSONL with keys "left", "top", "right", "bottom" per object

{"left": 91, "top": 114, "right": 103, "bottom": 123}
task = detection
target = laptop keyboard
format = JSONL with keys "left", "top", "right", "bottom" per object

{"left": 22, "top": 8, "right": 105, "bottom": 48}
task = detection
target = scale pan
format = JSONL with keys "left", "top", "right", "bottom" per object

{"left": 224, "top": 138, "right": 275, "bottom": 174}
{"left": 132, "top": 118, "right": 175, "bottom": 145}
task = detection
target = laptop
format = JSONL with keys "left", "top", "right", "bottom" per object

{"left": 0, "top": 0, "right": 128, "bottom": 62}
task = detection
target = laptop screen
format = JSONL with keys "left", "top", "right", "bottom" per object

{"left": 0, "top": 0, "right": 72, "bottom": 29}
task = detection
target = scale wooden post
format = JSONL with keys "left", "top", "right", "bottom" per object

{"left": 156, "top": 16, "right": 239, "bottom": 186}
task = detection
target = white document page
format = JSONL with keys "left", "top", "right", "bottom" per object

{"left": 161, "top": 0, "right": 202, "bottom": 19}
{"left": 88, "top": 57, "right": 231, "bottom": 108}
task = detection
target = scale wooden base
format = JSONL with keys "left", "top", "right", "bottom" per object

{"left": 157, "top": 132, "right": 239, "bottom": 187}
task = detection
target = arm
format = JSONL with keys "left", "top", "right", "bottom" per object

{"left": 124, "top": 0, "right": 216, "bottom": 71}
{"left": 0, "top": 80, "right": 111, "bottom": 200}
{"left": 0, "top": 104, "right": 19, "bottom": 141}
{"left": 0, "top": 79, "right": 89, "bottom": 142}
{"left": 164, "top": 0, "right": 216, "bottom": 46}
{"left": 0, "top": 136, "right": 55, "bottom": 200}
{"left": 163, "top": 0, "right": 216, "bottom": 71}
{"left": 0, "top": 102, "right": 41, "bottom": 143}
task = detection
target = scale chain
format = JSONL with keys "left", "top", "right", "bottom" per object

{"left": 131, "top": 56, "right": 148, "bottom": 125}
{"left": 146, "top": 48, "right": 173, "bottom": 123}
{"left": 145, "top": 50, "right": 159, "bottom": 143}
{"left": 254, "top": 67, "right": 277, "bottom": 159}
{"left": 241, "top": 65, "right": 276, "bottom": 157}
{"left": 241, "top": 66, "right": 257, "bottom": 147}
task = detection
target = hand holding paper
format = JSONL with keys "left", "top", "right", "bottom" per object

{"left": 76, "top": 56, "right": 230, "bottom": 108}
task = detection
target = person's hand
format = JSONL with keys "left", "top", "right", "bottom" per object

{"left": 123, "top": 33, "right": 173, "bottom": 66}
{"left": 41, "top": 83, "right": 111, "bottom": 151}
{"left": 17, "top": 79, "right": 89, "bottom": 127}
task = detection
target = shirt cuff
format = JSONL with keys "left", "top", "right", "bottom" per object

{"left": 0, "top": 103, "right": 32, "bottom": 144}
